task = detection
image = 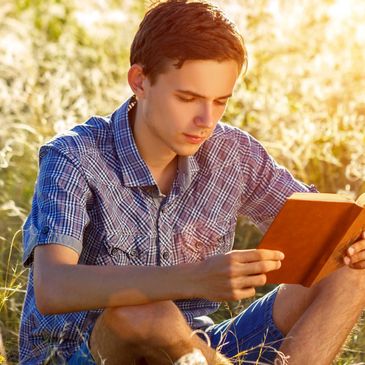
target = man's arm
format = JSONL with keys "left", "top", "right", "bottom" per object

{"left": 33, "top": 244, "right": 284, "bottom": 314}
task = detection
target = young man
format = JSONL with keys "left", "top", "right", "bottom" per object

{"left": 19, "top": 1, "right": 365, "bottom": 364}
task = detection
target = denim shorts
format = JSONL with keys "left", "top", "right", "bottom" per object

{"left": 68, "top": 287, "right": 284, "bottom": 365}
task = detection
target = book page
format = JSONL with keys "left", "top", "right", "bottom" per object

{"left": 289, "top": 193, "right": 354, "bottom": 203}
{"left": 355, "top": 192, "right": 365, "bottom": 207}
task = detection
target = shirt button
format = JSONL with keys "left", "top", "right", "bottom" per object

{"left": 41, "top": 226, "right": 49, "bottom": 234}
{"left": 195, "top": 241, "right": 203, "bottom": 250}
{"left": 162, "top": 251, "right": 170, "bottom": 260}
{"left": 111, "top": 248, "right": 119, "bottom": 256}
{"left": 129, "top": 249, "right": 138, "bottom": 258}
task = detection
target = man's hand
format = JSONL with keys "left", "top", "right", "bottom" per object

{"left": 188, "top": 249, "right": 284, "bottom": 302}
{"left": 344, "top": 231, "right": 365, "bottom": 269}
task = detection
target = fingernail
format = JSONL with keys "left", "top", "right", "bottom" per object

{"left": 348, "top": 247, "right": 355, "bottom": 256}
{"left": 344, "top": 256, "right": 351, "bottom": 265}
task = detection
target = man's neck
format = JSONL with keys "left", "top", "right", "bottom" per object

{"left": 152, "top": 157, "right": 178, "bottom": 196}
{"left": 129, "top": 102, "right": 178, "bottom": 194}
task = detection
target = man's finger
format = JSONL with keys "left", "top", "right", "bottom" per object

{"left": 234, "top": 260, "right": 282, "bottom": 276}
{"left": 347, "top": 250, "right": 365, "bottom": 265}
{"left": 350, "top": 261, "right": 365, "bottom": 270}
{"left": 347, "top": 239, "right": 365, "bottom": 256}
{"left": 233, "top": 273, "right": 267, "bottom": 288}
{"left": 229, "top": 249, "right": 285, "bottom": 263}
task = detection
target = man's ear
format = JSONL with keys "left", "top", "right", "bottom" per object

{"left": 128, "top": 64, "right": 147, "bottom": 99}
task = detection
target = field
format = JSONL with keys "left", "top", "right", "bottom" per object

{"left": 1, "top": 0, "right": 365, "bottom": 363}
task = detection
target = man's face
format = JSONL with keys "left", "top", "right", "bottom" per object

{"left": 137, "top": 59, "right": 239, "bottom": 157}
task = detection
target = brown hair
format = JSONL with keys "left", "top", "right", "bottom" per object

{"left": 130, "top": 0, "right": 247, "bottom": 84}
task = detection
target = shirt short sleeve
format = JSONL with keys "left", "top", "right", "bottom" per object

{"left": 22, "top": 145, "right": 91, "bottom": 267}
{"left": 237, "top": 133, "right": 318, "bottom": 232}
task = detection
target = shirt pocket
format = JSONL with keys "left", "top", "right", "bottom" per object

{"left": 101, "top": 231, "right": 151, "bottom": 266}
{"left": 173, "top": 218, "right": 236, "bottom": 263}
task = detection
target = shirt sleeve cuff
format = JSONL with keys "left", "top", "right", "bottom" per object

{"left": 22, "top": 225, "right": 83, "bottom": 267}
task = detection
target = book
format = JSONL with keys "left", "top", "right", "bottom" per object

{"left": 257, "top": 192, "right": 365, "bottom": 287}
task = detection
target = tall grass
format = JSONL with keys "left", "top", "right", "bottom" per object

{"left": 1, "top": 0, "right": 365, "bottom": 363}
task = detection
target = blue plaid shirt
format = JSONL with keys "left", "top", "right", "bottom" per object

{"left": 19, "top": 96, "right": 317, "bottom": 364}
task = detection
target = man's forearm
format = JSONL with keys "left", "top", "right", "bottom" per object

{"left": 34, "top": 244, "right": 284, "bottom": 314}
{"left": 35, "top": 263, "right": 194, "bottom": 314}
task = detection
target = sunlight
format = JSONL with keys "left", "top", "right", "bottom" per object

{"left": 1, "top": 1, "right": 365, "bottom": 363}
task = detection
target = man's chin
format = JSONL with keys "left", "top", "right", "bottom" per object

{"left": 176, "top": 146, "right": 202, "bottom": 157}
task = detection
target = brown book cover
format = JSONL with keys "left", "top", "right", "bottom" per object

{"left": 257, "top": 192, "right": 365, "bottom": 287}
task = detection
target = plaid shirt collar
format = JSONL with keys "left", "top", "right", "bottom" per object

{"left": 111, "top": 95, "right": 200, "bottom": 191}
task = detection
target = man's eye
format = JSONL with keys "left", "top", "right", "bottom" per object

{"left": 177, "top": 96, "right": 195, "bottom": 102}
{"left": 177, "top": 96, "right": 228, "bottom": 105}
{"left": 215, "top": 100, "right": 228, "bottom": 106}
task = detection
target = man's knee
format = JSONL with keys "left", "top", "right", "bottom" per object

{"left": 101, "top": 300, "right": 191, "bottom": 345}
{"left": 273, "top": 284, "right": 316, "bottom": 335}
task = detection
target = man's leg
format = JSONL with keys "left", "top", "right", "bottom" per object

{"left": 202, "top": 287, "right": 287, "bottom": 364}
{"left": 273, "top": 266, "right": 365, "bottom": 364}
{"left": 88, "top": 301, "right": 231, "bottom": 365}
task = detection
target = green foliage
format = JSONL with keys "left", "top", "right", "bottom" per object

{"left": 1, "top": 0, "right": 364, "bottom": 363}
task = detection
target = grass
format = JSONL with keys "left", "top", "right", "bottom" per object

{"left": 1, "top": 0, "right": 365, "bottom": 363}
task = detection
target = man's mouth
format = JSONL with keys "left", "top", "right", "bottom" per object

{"left": 183, "top": 133, "right": 205, "bottom": 144}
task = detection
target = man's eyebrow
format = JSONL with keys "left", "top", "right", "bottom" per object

{"left": 175, "top": 89, "right": 232, "bottom": 100}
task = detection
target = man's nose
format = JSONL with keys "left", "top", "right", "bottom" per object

{"left": 193, "top": 104, "right": 215, "bottom": 129}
